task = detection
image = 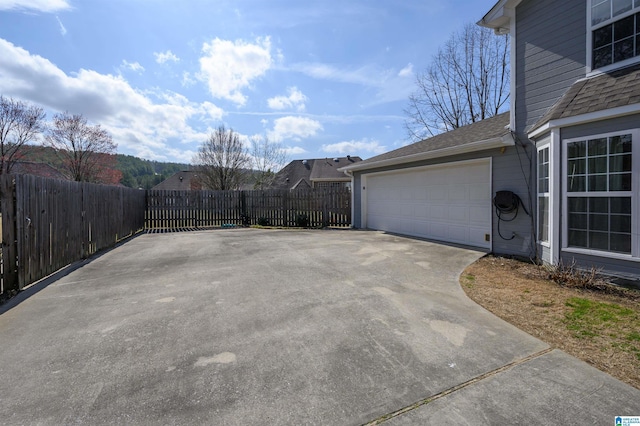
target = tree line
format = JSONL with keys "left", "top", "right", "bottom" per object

{"left": 0, "top": 95, "right": 118, "bottom": 184}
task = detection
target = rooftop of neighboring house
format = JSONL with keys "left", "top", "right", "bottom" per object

{"left": 152, "top": 171, "right": 200, "bottom": 191}
{"left": 11, "top": 161, "right": 67, "bottom": 180}
{"left": 270, "top": 156, "right": 362, "bottom": 190}
{"left": 340, "top": 112, "right": 512, "bottom": 172}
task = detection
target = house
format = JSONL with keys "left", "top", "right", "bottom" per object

{"left": 478, "top": 0, "right": 640, "bottom": 278}
{"left": 270, "top": 156, "right": 362, "bottom": 190}
{"left": 12, "top": 161, "right": 67, "bottom": 180}
{"left": 342, "top": 0, "right": 640, "bottom": 278}
{"left": 152, "top": 171, "right": 201, "bottom": 190}
{"left": 339, "top": 113, "right": 515, "bottom": 251}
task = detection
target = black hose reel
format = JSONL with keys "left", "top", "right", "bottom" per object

{"left": 493, "top": 190, "right": 530, "bottom": 240}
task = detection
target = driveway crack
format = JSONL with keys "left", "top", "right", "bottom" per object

{"left": 362, "top": 347, "right": 554, "bottom": 425}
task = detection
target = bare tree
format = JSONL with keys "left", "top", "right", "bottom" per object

{"left": 405, "top": 23, "right": 509, "bottom": 141}
{"left": 192, "top": 125, "right": 251, "bottom": 190}
{"left": 0, "top": 95, "right": 46, "bottom": 174}
{"left": 251, "top": 135, "right": 288, "bottom": 189}
{"left": 45, "top": 112, "right": 117, "bottom": 182}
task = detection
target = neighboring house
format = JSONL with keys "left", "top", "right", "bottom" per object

{"left": 11, "top": 161, "right": 67, "bottom": 180}
{"left": 270, "top": 156, "right": 362, "bottom": 190}
{"left": 342, "top": 0, "right": 640, "bottom": 279}
{"left": 152, "top": 171, "right": 201, "bottom": 190}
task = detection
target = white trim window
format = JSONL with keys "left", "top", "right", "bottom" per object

{"left": 589, "top": 0, "right": 640, "bottom": 71}
{"left": 537, "top": 145, "right": 550, "bottom": 244}
{"left": 564, "top": 131, "right": 637, "bottom": 256}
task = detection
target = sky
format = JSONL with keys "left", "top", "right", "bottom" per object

{"left": 0, "top": 0, "right": 495, "bottom": 164}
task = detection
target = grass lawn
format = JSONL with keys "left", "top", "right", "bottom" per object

{"left": 461, "top": 255, "right": 640, "bottom": 390}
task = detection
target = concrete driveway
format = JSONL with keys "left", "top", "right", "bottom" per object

{"left": 0, "top": 229, "right": 638, "bottom": 425}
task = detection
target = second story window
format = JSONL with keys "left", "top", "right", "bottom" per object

{"left": 591, "top": 0, "right": 640, "bottom": 69}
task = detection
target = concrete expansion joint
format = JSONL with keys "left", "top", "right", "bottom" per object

{"left": 362, "top": 347, "right": 555, "bottom": 425}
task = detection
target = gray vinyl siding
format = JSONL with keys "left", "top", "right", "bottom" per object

{"left": 515, "top": 0, "right": 586, "bottom": 135}
{"left": 352, "top": 146, "right": 535, "bottom": 258}
{"left": 558, "top": 115, "right": 640, "bottom": 277}
{"left": 561, "top": 114, "right": 640, "bottom": 140}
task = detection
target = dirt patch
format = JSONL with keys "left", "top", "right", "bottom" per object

{"left": 461, "top": 255, "right": 640, "bottom": 390}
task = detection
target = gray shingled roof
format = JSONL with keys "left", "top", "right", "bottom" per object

{"left": 341, "top": 112, "right": 510, "bottom": 171}
{"left": 152, "top": 171, "right": 199, "bottom": 190}
{"left": 270, "top": 156, "right": 362, "bottom": 189}
{"left": 309, "top": 156, "right": 361, "bottom": 181}
{"left": 530, "top": 63, "right": 640, "bottom": 133}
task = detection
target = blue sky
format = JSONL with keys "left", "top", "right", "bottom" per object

{"left": 0, "top": 0, "right": 494, "bottom": 164}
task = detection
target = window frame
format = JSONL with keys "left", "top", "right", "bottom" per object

{"left": 537, "top": 144, "right": 551, "bottom": 246}
{"left": 562, "top": 129, "right": 639, "bottom": 260}
{"left": 587, "top": 0, "right": 640, "bottom": 74}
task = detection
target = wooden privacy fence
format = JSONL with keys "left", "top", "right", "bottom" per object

{"left": 0, "top": 174, "right": 146, "bottom": 295}
{"left": 146, "top": 188, "right": 351, "bottom": 230}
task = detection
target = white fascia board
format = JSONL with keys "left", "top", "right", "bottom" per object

{"left": 528, "top": 103, "right": 640, "bottom": 139}
{"left": 477, "top": 0, "right": 521, "bottom": 32}
{"left": 337, "top": 135, "right": 514, "bottom": 174}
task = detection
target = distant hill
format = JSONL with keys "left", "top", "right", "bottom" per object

{"left": 18, "top": 145, "right": 190, "bottom": 189}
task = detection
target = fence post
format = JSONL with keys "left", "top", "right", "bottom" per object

{"left": 1, "top": 175, "right": 18, "bottom": 293}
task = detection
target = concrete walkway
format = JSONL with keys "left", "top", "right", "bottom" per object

{"left": 0, "top": 229, "right": 638, "bottom": 425}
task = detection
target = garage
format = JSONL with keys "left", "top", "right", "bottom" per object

{"left": 363, "top": 159, "right": 492, "bottom": 249}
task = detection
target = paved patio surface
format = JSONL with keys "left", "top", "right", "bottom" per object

{"left": 0, "top": 229, "right": 638, "bottom": 425}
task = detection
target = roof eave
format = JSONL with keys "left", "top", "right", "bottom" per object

{"left": 477, "top": 0, "right": 521, "bottom": 33}
{"left": 338, "top": 134, "right": 515, "bottom": 173}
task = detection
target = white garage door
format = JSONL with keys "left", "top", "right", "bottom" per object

{"left": 364, "top": 159, "right": 491, "bottom": 249}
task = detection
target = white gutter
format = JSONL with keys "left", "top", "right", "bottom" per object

{"left": 338, "top": 134, "right": 514, "bottom": 173}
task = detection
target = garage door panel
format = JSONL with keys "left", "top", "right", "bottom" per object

{"left": 364, "top": 160, "right": 491, "bottom": 249}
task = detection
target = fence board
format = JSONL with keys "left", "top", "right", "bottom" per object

{"left": 145, "top": 188, "right": 351, "bottom": 230}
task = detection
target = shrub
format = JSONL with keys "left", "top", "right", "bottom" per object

{"left": 257, "top": 217, "right": 270, "bottom": 226}
{"left": 546, "top": 260, "right": 605, "bottom": 290}
{"left": 295, "top": 213, "right": 309, "bottom": 228}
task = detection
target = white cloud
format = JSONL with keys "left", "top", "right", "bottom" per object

{"left": 291, "top": 61, "right": 415, "bottom": 105}
{"left": 284, "top": 146, "right": 306, "bottom": 155}
{"left": 0, "top": 38, "right": 224, "bottom": 162}
{"left": 120, "top": 60, "right": 145, "bottom": 74}
{"left": 0, "top": 0, "right": 71, "bottom": 12}
{"left": 321, "top": 138, "right": 386, "bottom": 155}
{"left": 398, "top": 63, "right": 413, "bottom": 78}
{"left": 56, "top": 16, "right": 67, "bottom": 35}
{"left": 268, "top": 116, "right": 322, "bottom": 143}
{"left": 198, "top": 36, "right": 273, "bottom": 105}
{"left": 267, "top": 87, "right": 307, "bottom": 111}
{"left": 154, "top": 50, "right": 179, "bottom": 64}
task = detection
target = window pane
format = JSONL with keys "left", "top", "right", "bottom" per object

{"left": 588, "top": 175, "right": 608, "bottom": 191}
{"left": 613, "top": 0, "right": 634, "bottom": 16}
{"left": 610, "top": 214, "right": 631, "bottom": 232}
{"left": 569, "top": 212, "right": 588, "bottom": 229}
{"left": 611, "top": 234, "right": 632, "bottom": 253}
{"left": 588, "top": 138, "right": 608, "bottom": 155}
{"left": 594, "top": 25, "right": 614, "bottom": 48}
{"left": 568, "top": 158, "right": 586, "bottom": 174}
{"left": 590, "top": 197, "right": 610, "bottom": 213}
{"left": 590, "top": 231, "right": 610, "bottom": 250}
{"left": 538, "top": 196, "right": 549, "bottom": 242}
{"left": 569, "top": 230, "right": 588, "bottom": 247}
{"left": 613, "top": 15, "right": 635, "bottom": 39}
{"left": 610, "top": 134, "right": 632, "bottom": 152}
{"left": 614, "top": 37, "right": 635, "bottom": 61}
{"left": 609, "top": 154, "right": 632, "bottom": 172}
{"left": 588, "top": 156, "right": 608, "bottom": 173}
{"left": 567, "top": 141, "right": 586, "bottom": 158}
{"left": 589, "top": 213, "right": 610, "bottom": 231}
{"left": 593, "top": 1, "right": 612, "bottom": 24}
{"left": 609, "top": 173, "right": 632, "bottom": 190}
{"left": 610, "top": 197, "right": 631, "bottom": 213}
{"left": 569, "top": 197, "right": 588, "bottom": 212}
{"left": 569, "top": 175, "right": 586, "bottom": 192}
